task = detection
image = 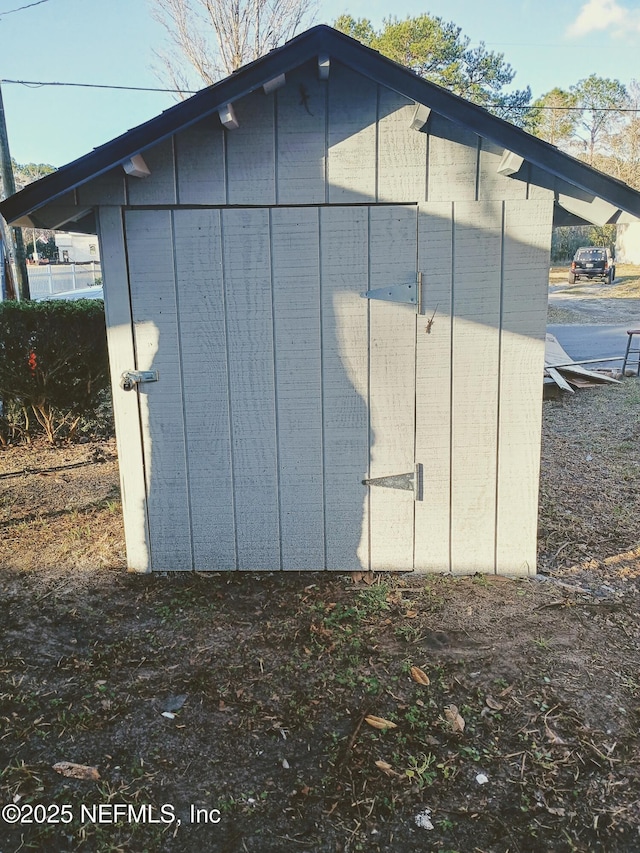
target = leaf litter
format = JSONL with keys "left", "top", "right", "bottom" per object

{"left": 0, "top": 381, "right": 639, "bottom": 851}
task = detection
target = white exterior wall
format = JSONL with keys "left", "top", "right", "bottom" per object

{"left": 54, "top": 231, "right": 100, "bottom": 263}
{"left": 53, "top": 61, "right": 554, "bottom": 576}
{"left": 616, "top": 221, "right": 640, "bottom": 263}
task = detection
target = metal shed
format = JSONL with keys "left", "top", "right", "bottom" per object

{"left": 3, "top": 26, "right": 640, "bottom": 575}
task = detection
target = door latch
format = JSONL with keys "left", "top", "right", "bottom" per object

{"left": 120, "top": 370, "right": 159, "bottom": 391}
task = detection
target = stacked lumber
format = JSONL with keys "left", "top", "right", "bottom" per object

{"left": 544, "top": 333, "right": 620, "bottom": 394}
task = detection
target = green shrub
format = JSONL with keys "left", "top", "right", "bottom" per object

{"left": 0, "top": 300, "right": 110, "bottom": 443}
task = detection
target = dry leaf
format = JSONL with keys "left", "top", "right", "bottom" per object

{"left": 405, "top": 610, "right": 418, "bottom": 619}
{"left": 365, "top": 715, "right": 398, "bottom": 731}
{"left": 53, "top": 762, "right": 100, "bottom": 782}
{"left": 547, "top": 806, "right": 566, "bottom": 817}
{"left": 375, "top": 760, "right": 399, "bottom": 777}
{"left": 410, "top": 666, "right": 430, "bottom": 686}
{"left": 485, "top": 695, "right": 504, "bottom": 711}
{"left": 444, "top": 704, "right": 465, "bottom": 733}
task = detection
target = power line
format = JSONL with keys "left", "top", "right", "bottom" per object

{"left": 1, "top": 77, "right": 640, "bottom": 113}
{"left": 0, "top": 78, "right": 197, "bottom": 94}
{"left": 0, "top": 0, "right": 52, "bottom": 17}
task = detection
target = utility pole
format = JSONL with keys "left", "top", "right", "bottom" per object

{"left": 0, "top": 82, "right": 29, "bottom": 300}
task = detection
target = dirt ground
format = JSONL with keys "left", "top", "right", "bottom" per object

{"left": 1, "top": 283, "right": 640, "bottom": 853}
{"left": 547, "top": 264, "right": 640, "bottom": 325}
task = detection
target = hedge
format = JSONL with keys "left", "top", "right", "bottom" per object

{"left": 0, "top": 300, "right": 111, "bottom": 443}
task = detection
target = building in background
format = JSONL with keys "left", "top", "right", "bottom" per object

{"left": 54, "top": 231, "right": 100, "bottom": 264}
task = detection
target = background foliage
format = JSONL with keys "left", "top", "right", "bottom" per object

{"left": 0, "top": 300, "right": 111, "bottom": 444}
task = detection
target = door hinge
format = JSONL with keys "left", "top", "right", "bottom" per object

{"left": 363, "top": 463, "right": 423, "bottom": 501}
{"left": 361, "top": 272, "right": 423, "bottom": 313}
{"left": 120, "top": 370, "right": 159, "bottom": 391}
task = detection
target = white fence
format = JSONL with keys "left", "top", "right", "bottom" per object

{"left": 28, "top": 263, "right": 102, "bottom": 300}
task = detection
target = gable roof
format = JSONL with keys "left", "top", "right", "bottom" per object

{"left": 2, "top": 24, "right": 640, "bottom": 226}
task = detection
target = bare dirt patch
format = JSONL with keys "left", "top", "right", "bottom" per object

{"left": 1, "top": 382, "right": 640, "bottom": 853}
{"left": 548, "top": 264, "right": 640, "bottom": 325}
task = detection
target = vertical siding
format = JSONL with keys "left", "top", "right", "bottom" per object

{"left": 172, "top": 209, "right": 236, "bottom": 569}
{"left": 478, "top": 139, "right": 528, "bottom": 201}
{"left": 97, "top": 207, "right": 150, "bottom": 572}
{"left": 414, "top": 202, "right": 454, "bottom": 573}
{"left": 367, "top": 206, "right": 417, "bottom": 571}
{"left": 450, "top": 201, "right": 503, "bottom": 574}
{"left": 327, "top": 63, "right": 377, "bottom": 202}
{"left": 126, "top": 139, "right": 177, "bottom": 205}
{"left": 226, "top": 90, "right": 276, "bottom": 205}
{"left": 221, "top": 208, "right": 280, "bottom": 568}
{"left": 377, "top": 89, "right": 427, "bottom": 202}
{"left": 125, "top": 209, "right": 192, "bottom": 570}
{"left": 175, "top": 118, "right": 226, "bottom": 205}
{"left": 78, "top": 169, "right": 126, "bottom": 207}
{"left": 496, "top": 199, "right": 552, "bottom": 575}
{"left": 276, "top": 64, "right": 326, "bottom": 204}
{"left": 428, "top": 115, "right": 479, "bottom": 202}
{"left": 270, "top": 207, "right": 325, "bottom": 568}
{"left": 320, "top": 206, "right": 371, "bottom": 570}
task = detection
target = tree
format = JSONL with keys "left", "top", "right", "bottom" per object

{"left": 150, "top": 0, "right": 316, "bottom": 94}
{"left": 23, "top": 234, "right": 57, "bottom": 262}
{"left": 569, "top": 75, "right": 627, "bottom": 164}
{"left": 334, "top": 14, "right": 531, "bottom": 124}
{"left": 526, "top": 87, "right": 579, "bottom": 146}
{"left": 605, "top": 79, "right": 640, "bottom": 190}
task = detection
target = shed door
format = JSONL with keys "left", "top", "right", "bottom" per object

{"left": 123, "top": 205, "right": 419, "bottom": 572}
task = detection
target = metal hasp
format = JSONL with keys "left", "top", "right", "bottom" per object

{"left": 361, "top": 273, "right": 423, "bottom": 313}
{"left": 363, "top": 463, "right": 423, "bottom": 501}
{"left": 120, "top": 370, "right": 159, "bottom": 391}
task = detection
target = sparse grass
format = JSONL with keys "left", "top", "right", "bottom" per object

{"left": 1, "top": 390, "right": 640, "bottom": 852}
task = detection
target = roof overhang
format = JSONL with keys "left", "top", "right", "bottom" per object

{"left": 2, "top": 25, "right": 640, "bottom": 226}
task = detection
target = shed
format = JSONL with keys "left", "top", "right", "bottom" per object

{"left": 3, "top": 25, "right": 640, "bottom": 575}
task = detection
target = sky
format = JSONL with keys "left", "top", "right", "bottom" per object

{"left": 0, "top": 0, "right": 639, "bottom": 168}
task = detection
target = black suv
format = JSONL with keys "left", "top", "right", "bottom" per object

{"left": 568, "top": 247, "right": 615, "bottom": 284}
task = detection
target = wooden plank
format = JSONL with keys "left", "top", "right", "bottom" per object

{"left": 428, "top": 115, "right": 479, "bottom": 202}
{"left": 368, "top": 205, "right": 417, "bottom": 571}
{"left": 175, "top": 117, "right": 226, "bottom": 205}
{"left": 276, "top": 64, "right": 326, "bottom": 204}
{"left": 96, "top": 207, "right": 150, "bottom": 572}
{"left": 414, "top": 202, "right": 454, "bottom": 573}
{"left": 450, "top": 200, "right": 503, "bottom": 573}
{"left": 124, "top": 209, "right": 192, "bottom": 570}
{"left": 546, "top": 367, "right": 575, "bottom": 393}
{"left": 126, "top": 139, "right": 177, "bottom": 206}
{"left": 78, "top": 168, "right": 126, "bottom": 207}
{"left": 221, "top": 208, "right": 280, "bottom": 569}
{"left": 320, "top": 206, "right": 371, "bottom": 570}
{"left": 172, "top": 209, "right": 236, "bottom": 570}
{"left": 478, "top": 139, "right": 527, "bottom": 201}
{"left": 496, "top": 199, "right": 553, "bottom": 575}
{"left": 377, "top": 88, "right": 427, "bottom": 202}
{"left": 226, "top": 90, "right": 276, "bottom": 205}
{"left": 544, "top": 333, "right": 619, "bottom": 383}
{"left": 270, "top": 208, "right": 324, "bottom": 568}
{"left": 327, "top": 63, "right": 377, "bottom": 203}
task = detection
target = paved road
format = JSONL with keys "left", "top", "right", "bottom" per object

{"left": 547, "top": 323, "right": 635, "bottom": 369}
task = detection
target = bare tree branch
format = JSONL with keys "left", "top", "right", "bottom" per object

{"left": 149, "top": 0, "right": 316, "bottom": 94}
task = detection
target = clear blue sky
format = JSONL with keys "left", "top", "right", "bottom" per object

{"left": 1, "top": 0, "right": 639, "bottom": 168}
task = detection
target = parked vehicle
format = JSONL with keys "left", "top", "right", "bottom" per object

{"left": 568, "top": 247, "right": 615, "bottom": 284}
